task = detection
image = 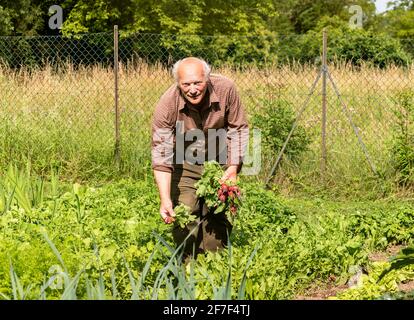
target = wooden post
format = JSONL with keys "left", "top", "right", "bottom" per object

{"left": 321, "top": 28, "right": 327, "bottom": 183}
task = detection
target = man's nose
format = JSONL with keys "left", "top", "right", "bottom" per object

{"left": 189, "top": 85, "right": 198, "bottom": 94}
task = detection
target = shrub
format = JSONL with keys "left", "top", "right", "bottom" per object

{"left": 291, "top": 17, "right": 412, "bottom": 67}
{"left": 251, "top": 98, "right": 311, "bottom": 163}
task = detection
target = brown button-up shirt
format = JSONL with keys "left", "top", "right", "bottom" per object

{"left": 152, "top": 74, "right": 249, "bottom": 173}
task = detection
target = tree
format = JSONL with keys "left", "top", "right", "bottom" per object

{"left": 0, "top": 0, "right": 43, "bottom": 36}
{"left": 387, "top": 0, "right": 414, "bottom": 10}
{"left": 275, "top": 0, "right": 376, "bottom": 33}
{"left": 60, "top": 0, "right": 278, "bottom": 36}
{"left": 380, "top": 0, "right": 414, "bottom": 38}
{"left": 293, "top": 16, "right": 412, "bottom": 67}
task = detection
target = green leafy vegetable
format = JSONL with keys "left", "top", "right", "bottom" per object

{"left": 173, "top": 203, "right": 196, "bottom": 229}
{"left": 195, "top": 161, "right": 242, "bottom": 222}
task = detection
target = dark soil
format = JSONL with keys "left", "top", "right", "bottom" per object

{"left": 295, "top": 282, "right": 348, "bottom": 300}
{"left": 295, "top": 244, "right": 408, "bottom": 300}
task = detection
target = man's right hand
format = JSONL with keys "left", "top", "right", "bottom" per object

{"left": 153, "top": 170, "right": 175, "bottom": 224}
{"left": 160, "top": 199, "right": 176, "bottom": 224}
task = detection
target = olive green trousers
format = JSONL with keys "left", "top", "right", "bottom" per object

{"left": 171, "top": 163, "right": 232, "bottom": 262}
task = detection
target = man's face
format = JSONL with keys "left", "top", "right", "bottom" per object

{"left": 177, "top": 62, "right": 208, "bottom": 106}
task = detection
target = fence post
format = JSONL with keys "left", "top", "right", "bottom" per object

{"left": 114, "top": 25, "right": 121, "bottom": 167}
{"left": 321, "top": 28, "right": 328, "bottom": 183}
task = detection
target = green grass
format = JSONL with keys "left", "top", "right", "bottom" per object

{"left": 1, "top": 61, "right": 414, "bottom": 300}
{"left": 0, "top": 63, "right": 413, "bottom": 197}
{"left": 1, "top": 166, "right": 414, "bottom": 300}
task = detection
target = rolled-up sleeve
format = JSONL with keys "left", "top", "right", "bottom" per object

{"left": 226, "top": 84, "right": 249, "bottom": 172}
{"left": 151, "top": 95, "right": 176, "bottom": 173}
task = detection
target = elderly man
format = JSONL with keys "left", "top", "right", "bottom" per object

{"left": 152, "top": 57, "right": 248, "bottom": 261}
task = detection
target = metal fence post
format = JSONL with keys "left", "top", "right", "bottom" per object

{"left": 321, "top": 28, "right": 328, "bottom": 183}
{"left": 114, "top": 25, "right": 121, "bottom": 167}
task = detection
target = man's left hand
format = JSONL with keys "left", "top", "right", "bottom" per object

{"left": 220, "top": 165, "right": 238, "bottom": 183}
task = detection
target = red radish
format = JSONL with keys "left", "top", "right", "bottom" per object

{"left": 219, "top": 195, "right": 226, "bottom": 202}
{"left": 164, "top": 216, "right": 174, "bottom": 224}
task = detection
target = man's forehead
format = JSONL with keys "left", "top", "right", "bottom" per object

{"left": 178, "top": 63, "right": 205, "bottom": 80}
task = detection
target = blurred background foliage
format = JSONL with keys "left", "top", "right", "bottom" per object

{"left": 0, "top": 0, "right": 413, "bottom": 66}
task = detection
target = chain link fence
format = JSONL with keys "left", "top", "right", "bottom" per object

{"left": 0, "top": 29, "right": 413, "bottom": 196}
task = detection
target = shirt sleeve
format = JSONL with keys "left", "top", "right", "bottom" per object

{"left": 151, "top": 95, "right": 176, "bottom": 173}
{"left": 225, "top": 83, "right": 249, "bottom": 173}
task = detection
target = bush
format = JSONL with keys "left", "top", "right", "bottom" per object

{"left": 291, "top": 17, "right": 412, "bottom": 67}
{"left": 119, "top": 32, "right": 280, "bottom": 67}
{"left": 251, "top": 98, "right": 311, "bottom": 163}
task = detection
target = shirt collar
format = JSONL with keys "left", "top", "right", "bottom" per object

{"left": 178, "top": 80, "right": 219, "bottom": 111}
{"left": 208, "top": 80, "right": 220, "bottom": 105}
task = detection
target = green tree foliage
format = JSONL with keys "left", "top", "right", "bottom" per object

{"left": 61, "top": 0, "right": 130, "bottom": 34}
{"left": 278, "top": 0, "right": 376, "bottom": 33}
{"left": 0, "top": 0, "right": 43, "bottom": 35}
{"left": 289, "top": 16, "right": 412, "bottom": 66}
{"left": 57, "top": 0, "right": 379, "bottom": 37}
{"left": 58, "top": 1, "right": 282, "bottom": 65}
{"left": 388, "top": 0, "right": 414, "bottom": 10}
{"left": 60, "top": 0, "right": 278, "bottom": 36}
{"left": 0, "top": 0, "right": 413, "bottom": 67}
{"left": 373, "top": 1, "right": 414, "bottom": 36}
{"left": 0, "top": 0, "right": 67, "bottom": 36}
{"left": 0, "top": 0, "right": 411, "bottom": 41}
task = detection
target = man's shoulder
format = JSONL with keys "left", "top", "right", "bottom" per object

{"left": 160, "top": 83, "right": 179, "bottom": 100}
{"left": 157, "top": 83, "right": 180, "bottom": 106}
{"left": 209, "top": 74, "right": 236, "bottom": 89}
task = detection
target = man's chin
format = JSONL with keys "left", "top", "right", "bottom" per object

{"left": 187, "top": 97, "right": 202, "bottom": 105}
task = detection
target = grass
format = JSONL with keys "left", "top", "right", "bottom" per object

{"left": 0, "top": 62, "right": 413, "bottom": 197}
{"left": 1, "top": 60, "right": 414, "bottom": 299}
{"left": 1, "top": 165, "right": 414, "bottom": 300}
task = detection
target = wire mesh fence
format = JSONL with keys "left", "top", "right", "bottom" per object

{"left": 0, "top": 32, "right": 115, "bottom": 179}
{"left": 0, "top": 28, "right": 413, "bottom": 196}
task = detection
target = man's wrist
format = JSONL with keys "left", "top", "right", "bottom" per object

{"left": 226, "top": 165, "right": 238, "bottom": 173}
{"left": 227, "top": 163, "right": 243, "bottom": 174}
{"left": 160, "top": 196, "right": 172, "bottom": 205}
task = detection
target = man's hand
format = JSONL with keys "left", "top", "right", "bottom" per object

{"left": 160, "top": 198, "right": 176, "bottom": 224}
{"left": 220, "top": 165, "right": 238, "bottom": 183}
{"left": 153, "top": 170, "right": 175, "bottom": 224}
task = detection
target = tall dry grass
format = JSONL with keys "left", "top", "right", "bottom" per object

{"left": 1, "top": 62, "right": 413, "bottom": 197}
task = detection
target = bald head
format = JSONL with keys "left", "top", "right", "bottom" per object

{"left": 172, "top": 57, "right": 211, "bottom": 82}
{"left": 172, "top": 57, "right": 211, "bottom": 106}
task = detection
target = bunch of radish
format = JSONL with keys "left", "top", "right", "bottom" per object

{"left": 217, "top": 183, "right": 241, "bottom": 216}
{"left": 195, "top": 161, "right": 242, "bottom": 222}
